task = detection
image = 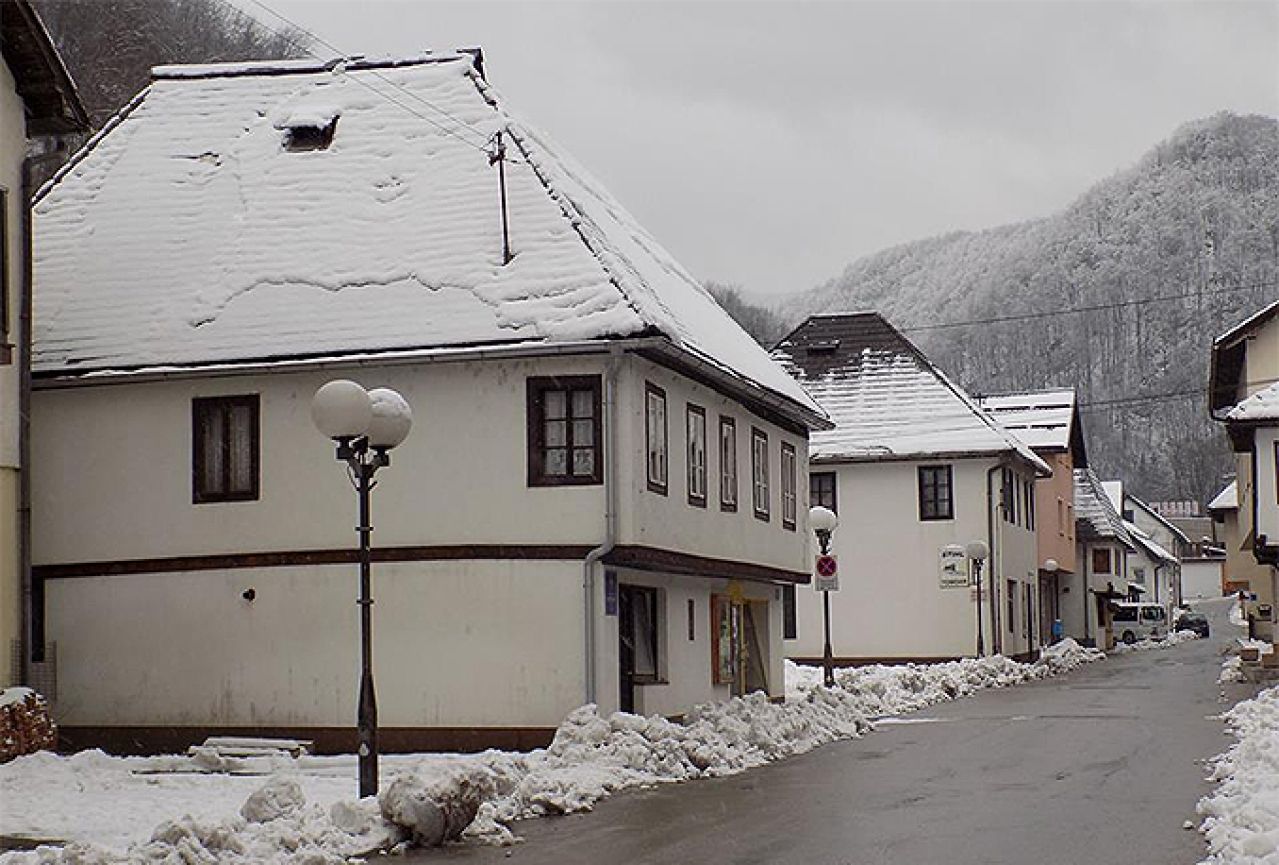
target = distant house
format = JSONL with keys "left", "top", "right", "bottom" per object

{"left": 1210, "top": 299, "right": 1279, "bottom": 630}
{"left": 1070, "top": 468, "right": 1136, "bottom": 648}
{"left": 29, "top": 52, "right": 829, "bottom": 753}
{"left": 978, "top": 389, "right": 1085, "bottom": 643}
{"left": 0, "top": 0, "right": 88, "bottom": 689}
{"left": 1099, "top": 480, "right": 1182, "bottom": 608}
{"left": 772, "top": 313, "right": 1049, "bottom": 663}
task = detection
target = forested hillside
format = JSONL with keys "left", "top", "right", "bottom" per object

{"left": 796, "top": 112, "right": 1278, "bottom": 505}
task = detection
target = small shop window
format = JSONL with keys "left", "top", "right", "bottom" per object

{"left": 1006, "top": 579, "right": 1017, "bottom": 634}
{"left": 623, "top": 585, "right": 660, "bottom": 683}
{"left": 711, "top": 594, "right": 739, "bottom": 685}
{"left": 783, "top": 584, "right": 797, "bottom": 639}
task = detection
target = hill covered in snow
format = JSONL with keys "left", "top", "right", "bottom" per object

{"left": 796, "top": 112, "right": 1278, "bottom": 504}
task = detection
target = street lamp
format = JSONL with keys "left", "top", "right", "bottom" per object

{"left": 809, "top": 505, "right": 839, "bottom": 687}
{"left": 312, "top": 380, "right": 413, "bottom": 799}
{"left": 966, "top": 540, "right": 989, "bottom": 657}
{"left": 1043, "top": 558, "right": 1059, "bottom": 644}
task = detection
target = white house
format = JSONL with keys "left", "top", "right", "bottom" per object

{"left": 1068, "top": 468, "right": 1135, "bottom": 649}
{"left": 1210, "top": 300, "right": 1279, "bottom": 624}
{"left": 29, "top": 51, "right": 830, "bottom": 754}
{"left": 0, "top": 0, "right": 86, "bottom": 689}
{"left": 771, "top": 313, "right": 1049, "bottom": 663}
{"left": 1100, "top": 480, "right": 1180, "bottom": 608}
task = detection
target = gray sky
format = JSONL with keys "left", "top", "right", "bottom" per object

{"left": 243, "top": 0, "right": 1278, "bottom": 297}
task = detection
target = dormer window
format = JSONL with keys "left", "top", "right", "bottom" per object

{"left": 281, "top": 105, "right": 340, "bottom": 152}
{"left": 285, "top": 119, "right": 337, "bottom": 151}
{"left": 807, "top": 339, "right": 840, "bottom": 355}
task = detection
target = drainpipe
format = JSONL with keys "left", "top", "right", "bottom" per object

{"left": 986, "top": 464, "right": 1001, "bottom": 655}
{"left": 19, "top": 151, "right": 63, "bottom": 680}
{"left": 582, "top": 347, "right": 622, "bottom": 705}
{"left": 1082, "top": 547, "right": 1092, "bottom": 646}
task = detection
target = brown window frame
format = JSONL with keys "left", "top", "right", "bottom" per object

{"left": 781, "top": 442, "right": 797, "bottom": 531}
{"left": 1091, "top": 547, "right": 1112, "bottom": 575}
{"left": 526, "top": 375, "right": 604, "bottom": 487}
{"left": 686, "top": 403, "right": 707, "bottom": 508}
{"left": 810, "top": 470, "right": 837, "bottom": 513}
{"left": 751, "top": 427, "right": 770, "bottom": 521}
{"left": 192, "top": 395, "right": 260, "bottom": 504}
{"left": 918, "top": 465, "right": 954, "bottom": 521}
{"left": 645, "top": 382, "right": 668, "bottom": 495}
{"left": 719, "top": 415, "right": 738, "bottom": 512}
{"left": 0, "top": 187, "right": 9, "bottom": 347}
{"left": 782, "top": 584, "right": 797, "bottom": 639}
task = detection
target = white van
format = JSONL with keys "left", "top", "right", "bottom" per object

{"left": 1111, "top": 602, "right": 1167, "bottom": 644}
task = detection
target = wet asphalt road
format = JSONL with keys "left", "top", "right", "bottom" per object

{"left": 417, "top": 602, "right": 1252, "bottom": 865}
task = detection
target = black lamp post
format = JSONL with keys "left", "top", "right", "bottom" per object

{"left": 967, "top": 540, "right": 989, "bottom": 657}
{"left": 809, "top": 505, "right": 839, "bottom": 687}
{"left": 312, "top": 380, "right": 413, "bottom": 799}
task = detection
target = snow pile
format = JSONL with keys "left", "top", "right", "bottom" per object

{"left": 1222, "top": 655, "right": 1246, "bottom": 684}
{"left": 1198, "top": 684, "right": 1279, "bottom": 863}
{"left": 1111, "top": 629, "right": 1201, "bottom": 654}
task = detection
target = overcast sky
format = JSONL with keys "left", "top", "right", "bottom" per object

{"left": 242, "top": 0, "right": 1278, "bottom": 298}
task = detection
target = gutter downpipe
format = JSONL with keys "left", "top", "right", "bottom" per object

{"left": 986, "top": 464, "right": 1001, "bottom": 656}
{"left": 19, "top": 152, "right": 62, "bottom": 680}
{"left": 583, "top": 347, "right": 623, "bottom": 705}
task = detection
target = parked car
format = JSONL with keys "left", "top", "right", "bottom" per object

{"left": 1174, "top": 611, "right": 1210, "bottom": 638}
{"left": 1111, "top": 602, "right": 1168, "bottom": 644}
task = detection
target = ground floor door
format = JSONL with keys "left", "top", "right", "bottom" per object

{"left": 618, "top": 584, "right": 659, "bottom": 714}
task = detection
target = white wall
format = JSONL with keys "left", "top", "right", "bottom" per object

{"left": 1256, "top": 428, "right": 1279, "bottom": 546}
{"left": 785, "top": 456, "right": 1039, "bottom": 661}
{"left": 1182, "top": 560, "right": 1225, "bottom": 600}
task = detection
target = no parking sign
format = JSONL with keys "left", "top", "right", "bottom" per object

{"left": 815, "top": 554, "right": 839, "bottom": 592}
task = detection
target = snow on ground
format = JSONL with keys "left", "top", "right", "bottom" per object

{"left": 1199, "top": 684, "right": 1279, "bottom": 863}
{"left": 0, "top": 641, "right": 1105, "bottom": 863}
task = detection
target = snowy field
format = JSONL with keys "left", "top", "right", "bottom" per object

{"left": 0, "top": 640, "right": 1129, "bottom": 863}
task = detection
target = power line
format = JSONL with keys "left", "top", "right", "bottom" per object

{"left": 899, "top": 280, "right": 1277, "bottom": 334}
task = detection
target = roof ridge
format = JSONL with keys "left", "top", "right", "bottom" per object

{"left": 150, "top": 50, "right": 479, "bottom": 81}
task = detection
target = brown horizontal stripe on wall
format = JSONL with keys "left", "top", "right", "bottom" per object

{"left": 59, "top": 725, "right": 557, "bottom": 757}
{"left": 787, "top": 655, "right": 965, "bottom": 668}
{"left": 603, "top": 544, "right": 809, "bottom": 585}
{"left": 35, "top": 545, "right": 597, "bottom": 580}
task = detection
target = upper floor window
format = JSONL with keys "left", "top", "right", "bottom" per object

{"left": 645, "top": 382, "right": 668, "bottom": 495}
{"left": 810, "top": 471, "right": 837, "bottom": 512}
{"left": 751, "top": 428, "right": 770, "bottom": 521}
{"left": 1092, "top": 547, "right": 1112, "bottom": 575}
{"left": 686, "top": 404, "right": 707, "bottom": 507}
{"left": 781, "top": 442, "right": 797, "bottom": 530}
{"left": 1067, "top": 503, "right": 1075, "bottom": 540}
{"left": 918, "top": 465, "right": 954, "bottom": 521}
{"left": 1057, "top": 497, "right": 1065, "bottom": 537}
{"left": 1007, "top": 579, "right": 1017, "bottom": 634}
{"left": 193, "top": 395, "right": 259, "bottom": 503}
{"left": 1024, "top": 477, "right": 1036, "bottom": 530}
{"left": 527, "top": 376, "right": 603, "bottom": 486}
{"left": 0, "top": 188, "right": 9, "bottom": 351}
{"left": 719, "top": 416, "right": 738, "bottom": 512}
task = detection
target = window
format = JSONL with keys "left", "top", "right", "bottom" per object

{"left": 284, "top": 117, "right": 338, "bottom": 151}
{"left": 645, "top": 383, "right": 668, "bottom": 494}
{"left": 687, "top": 598, "right": 696, "bottom": 641}
{"left": 1007, "top": 580, "right": 1017, "bottom": 634}
{"left": 1067, "top": 503, "right": 1075, "bottom": 540}
{"left": 527, "top": 376, "right": 603, "bottom": 486}
{"left": 1057, "top": 497, "right": 1065, "bottom": 537}
{"left": 1024, "top": 585, "right": 1033, "bottom": 641}
{"left": 1092, "top": 547, "right": 1112, "bottom": 575}
{"left": 918, "top": 465, "right": 954, "bottom": 521}
{"left": 1001, "top": 469, "right": 1014, "bottom": 523}
{"left": 0, "top": 187, "right": 8, "bottom": 348}
{"left": 781, "top": 443, "right": 797, "bottom": 530}
{"left": 719, "top": 416, "right": 738, "bottom": 512}
{"left": 686, "top": 404, "right": 707, "bottom": 507}
{"left": 1024, "top": 477, "right": 1036, "bottom": 530}
{"left": 620, "top": 584, "right": 660, "bottom": 683}
{"left": 782, "top": 584, "right": 797, "bottom": 639}
{"left": 193, "top": 395, "right": 260, "bottom": 503}
{"left": 1132, "top": 566, "right": 1146, "bottom": 584}
{"left": 810, "top": 471, "right": 837, "bottom": 512}
{"left": 751, "top": 428, "right": 770, "bottom": 520}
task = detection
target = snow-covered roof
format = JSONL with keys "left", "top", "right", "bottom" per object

{"left": 32, "top": 52, "right": 823, "bottom": 425}
{"left": 977, "top": 389, "right": 1079, "bottom": 453}
{"left": 1102, "top": 480, "right": 1123, "bottom": 512}
{"left": 1208, "top": 480, "right": 1239, "bottom": 513}
{"left": 1226, "top": 382, "right": 1279, "bottom": 423}
{"left": 1074, "top": 468, "right": 1136, "bottom": 549}
{"left": 1124, "top": 520, "right": 1178, "bottom": 565}
{"left": 1216, "top": 298, "right": 1279, "bottom": 349}
{"left": 771, "top": 314, "right": 1049, "bottom": 472}
{"left": 1125, "top": 494, "right": 1191, "bottom": 545}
